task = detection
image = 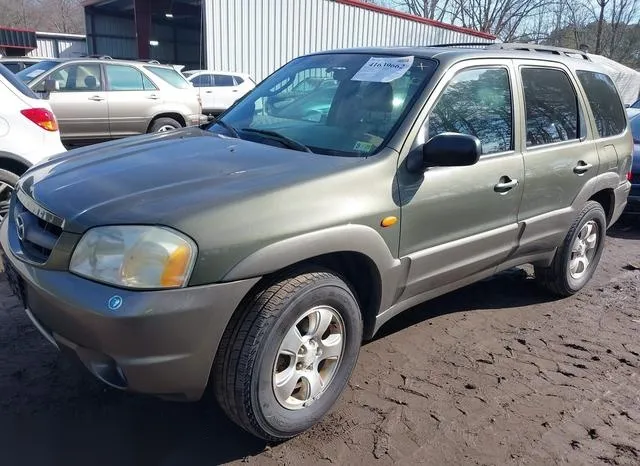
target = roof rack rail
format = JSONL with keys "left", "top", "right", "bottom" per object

{"left": 487, "top": 43, "right": 591, "bottom": 61}
{"left": 427, "top": 42, "right": 496, "bottom": 48}
{"left": 80, "top": 54, "right": 113, "bottom": 59}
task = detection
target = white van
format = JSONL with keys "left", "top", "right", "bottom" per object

{"left": 0, "top": 63, "right": 66, "bottom": 221}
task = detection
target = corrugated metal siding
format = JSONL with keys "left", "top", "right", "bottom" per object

{"left": 206, "top": 0, "right": 492, "bottom": 81}
{"left": 27, "top": 37, "right": 86, "bottom": 58}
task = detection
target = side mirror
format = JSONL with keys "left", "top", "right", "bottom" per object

{"left": 408, "top": 132, "right": 481, "bottom": 172}
{"left": 44, "top": 78, "right": 59, "bottom": 93}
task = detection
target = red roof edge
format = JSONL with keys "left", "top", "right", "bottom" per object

{"left": 0, "top": 25, "right": 37, "bottom": 34}
{"left": 334, "top": 0, "right": 496, "bottom": 41}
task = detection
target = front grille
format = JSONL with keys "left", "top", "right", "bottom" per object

{"left": 13, "top": 191, "right": 64, "bottom": 263}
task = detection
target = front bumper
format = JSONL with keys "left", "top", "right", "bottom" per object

{"left": 0, "top": 217, "right": 259, "bottom": 401}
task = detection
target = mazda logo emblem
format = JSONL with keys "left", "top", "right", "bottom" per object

{"left": 16, "top": 215, "right": 25, "bottom": 241}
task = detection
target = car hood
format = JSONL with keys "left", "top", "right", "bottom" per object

{"left": 18, "top": 127, "right": 364, "bottom": 233}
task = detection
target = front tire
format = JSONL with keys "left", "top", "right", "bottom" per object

{"left": 535, "top": 200, "right": 607, "bottom": 297}
{"left": 213, "top": 271, "right": 363, "bottom": 441}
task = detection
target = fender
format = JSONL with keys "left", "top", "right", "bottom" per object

{"left": 222, "top": 224, "right": 406, "bottom": 315}
{"left": 571, "top": 171, "right": 621, "bottom": 214}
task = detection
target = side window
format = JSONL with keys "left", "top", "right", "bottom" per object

{"left": 106, "top": 65, "right": 149, "bottom": 91}
{"left": 428, "top": 67, "right": 513, "bottom": 155}
{"left": 44, "top": 64, "right": 102, "bottom": 92}
{"left": 576, "top": 70, "right": 626, "bottom": 138}
{"left": 521, "top": 67, "right": 579, "bottom": 147}
{"left": 234, "top": 76, "right": 244, "bottom": 85}
{"left": 142, "top": 73, "right": 156, "bottom": 90}
{"left": 191, "top": 74, "right": 213, "bottom": 87}
{"left": 214, "top": 74, "right": 235, "bottom": 87}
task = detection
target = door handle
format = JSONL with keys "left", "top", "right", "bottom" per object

{"left": 573, "top": 161, "right": 593, "bottom": 174}
{"left": 88, "top": 95, "right": 105, "bottom": 101}
{"left": 232, "top": 89, "right": 239, "bottom": 92}
{"left": 147, "top": 94, "right": 160, "bottom": 100}
{"left": 494, "top": 177, "right": 518, "bottom": 193}
{"left": 205, "top": 90, "right": 213, "bottom": 94}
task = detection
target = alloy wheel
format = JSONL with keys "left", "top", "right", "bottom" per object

{"left": 569, "top": 220, "right": 599, "bottom": 280}
{"left": 272, "top": 305, "right": 345, "bottom": 410}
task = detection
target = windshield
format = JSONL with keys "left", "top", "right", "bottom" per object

{"left": 631, "top": 99, "right": 640, "bottom": 109}
{"left": 210, "top": 53, "right": 437, "bottom": 157}
{"left": 16, "top": 60, "right": 60, "bottom": 83}
{"left": 144, "top": 65, "right": 191, "bottom": 89}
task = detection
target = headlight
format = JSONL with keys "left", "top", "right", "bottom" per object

{"left": 70, "top": 226, "right": 197, "bottom": 289}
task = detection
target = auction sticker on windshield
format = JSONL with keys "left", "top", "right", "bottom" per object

{"left": 351, "top": 56, "right": 414, "bottom": 83}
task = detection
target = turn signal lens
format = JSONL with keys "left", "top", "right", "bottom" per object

{"left": 20, "top": 108, "right": 59, "bottom": 132}
{"left": 160, "top": 244, "right": 193, "bottom": 287}
{"left": 627, "top": 171, "right": 633, "bottom": 181}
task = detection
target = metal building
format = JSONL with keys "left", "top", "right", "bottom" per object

{"left": 84, "top": 0, "right": 495, "bottom": 80}
{"left": 28, "top": 32, "right": 87, "bottom": 58}
{"left": 0, "top": 27, "right": 87, "bottom": 58}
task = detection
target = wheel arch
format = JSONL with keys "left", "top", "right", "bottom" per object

{"left": 147, "top": 113, "right": 186, "bottom": 132}
{"left": 222, "top": 224, "right": 404, "bottom": 340}
{"left": 0, "top": 152, "right": 32, "bottom": 177}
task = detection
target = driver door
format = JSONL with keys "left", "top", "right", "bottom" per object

{"left": 37, "top": 63, "right": 109, "bottom": 141}
{"left": 397, "top": 60, "right": 525, "bottom": 300}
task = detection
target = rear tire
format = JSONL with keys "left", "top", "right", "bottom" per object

{"left": 149, "top": 117, "right": 182, "bottom": 133}
{"left": 0, "top": 168, "right": 19, "bottom": 222}
{"left": 535, "top": 201, "right": 607, "bottom": 297}
{"left": 213, "top": 270, "right": 363, "bottom": 441}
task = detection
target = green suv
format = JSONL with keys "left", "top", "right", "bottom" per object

{"left": 0, "top": 44, "right": 633, "bottom": 441}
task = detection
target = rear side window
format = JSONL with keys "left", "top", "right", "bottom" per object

{"left": 214, "top": 74, "right": 235, "bottom": 87}
{"left": 0, "top": 63, "right": 40, "bottom": 99}
{"left": 576, "top": 70, "right": 626, "bottom": 138}
{"left": 522, "top": 67, "right": 579, "bottom": 147}
{"left": 428, "top": 67, "right": 513, "bottom": 155}
{"left": 144, "top": 66, "right": 190, "bottom": 89}
{"left": 106, "top": 64, "right": 156, "bottom": 91}
{"left": 234, "top": 76, "right": 244, "bottom": 85}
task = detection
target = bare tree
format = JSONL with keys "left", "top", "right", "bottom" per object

{"left": 388, "top": 0, "right": 451, "bottom": 21}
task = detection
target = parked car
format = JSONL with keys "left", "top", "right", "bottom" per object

{"left": 15, "top": 58, "right": 207, "bottom": 144}
{"left": 183, "top": 69, "right": 255, "bottom": 115}
{"left": 625, "top": 112, "right": 640, "bottom": 216}
{"left": 0, "top": 56, "right": 45, "bottom": 73}
{"left": 0, "top": 63, "right": 65, "bottom": 221}
{"left": 265, "top": 76, "right": 338, "bottom": 113}
{"left": 0, "top": 44, "right": 633, "bottom": 442}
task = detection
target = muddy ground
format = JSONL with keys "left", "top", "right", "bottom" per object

{"left": 0, "top": 224, "right": 639, "bottom": 466}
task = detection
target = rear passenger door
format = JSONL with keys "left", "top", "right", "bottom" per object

{"left": 104, "top": 64, "right": 159, "bottom": 137}
{"left": 214, "top": 74, "right": 243, "bottom": 109}
{"left": 513, "top": 62, "right": 600, "bottom": 255}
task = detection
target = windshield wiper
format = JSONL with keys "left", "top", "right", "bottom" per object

{"left": 214, "top": 119, "right": 239, "bottom": 138}
{"left": 240, "top": 128, "right": 314, "bottom": 153}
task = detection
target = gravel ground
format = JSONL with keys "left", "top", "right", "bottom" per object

{"left": 0, "top": 224, "right": 638, "bottom": 466}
